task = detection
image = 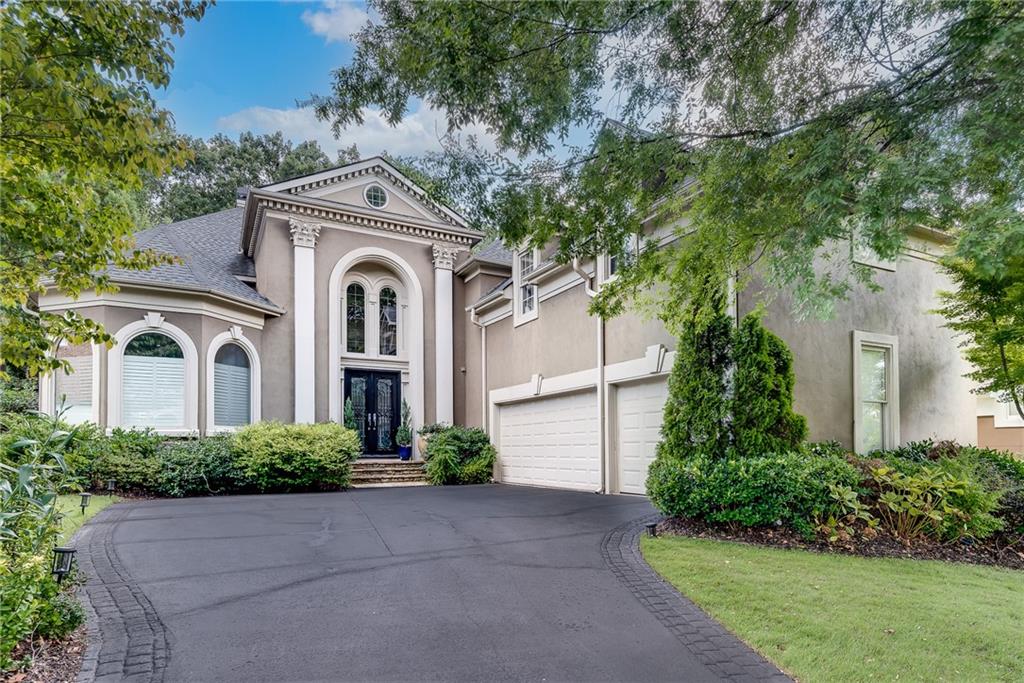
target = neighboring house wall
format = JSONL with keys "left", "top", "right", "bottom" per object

{"left": 977, "top": 395, "right": 1024, "bottom": 454}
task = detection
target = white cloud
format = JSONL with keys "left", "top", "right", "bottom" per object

{"left": 216, "top": 104, "right": 493, "bottom": 158}
{"left": 301, "top": 1, "right": 370, "bottom": 44}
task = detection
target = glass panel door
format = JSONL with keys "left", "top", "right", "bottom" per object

{"left": 344, "top": 370, "right": 401, "bottom": 456}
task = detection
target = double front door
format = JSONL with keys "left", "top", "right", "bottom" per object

{"left": 344, "top": 370, "right": 401, "bottom": 456}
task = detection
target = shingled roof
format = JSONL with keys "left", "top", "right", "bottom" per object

{"left": 107, "top": 208, "right": 283, "bottom": 314}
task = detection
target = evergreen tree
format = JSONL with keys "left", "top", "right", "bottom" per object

{"left": 731, "top": 314, "right": 807, "bottom": 456}
{"left": 656, "top": 296, "right": 733, "bottom": 462}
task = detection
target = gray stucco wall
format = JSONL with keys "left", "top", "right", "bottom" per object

{"left": 740, "top": 255, "right": 976, "bottom": 447}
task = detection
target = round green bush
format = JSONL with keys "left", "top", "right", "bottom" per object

{"left": 231, "top": 422, "right": 360, "bottom": 492}
{"left": 156, "top": 436, "right": 248, "bottom": 497}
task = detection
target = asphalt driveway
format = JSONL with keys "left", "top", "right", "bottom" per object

{"left": 77, "top": 485, "right": 786, "bottom": 682}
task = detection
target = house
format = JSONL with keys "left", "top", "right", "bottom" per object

{"left": 37, "top": 156, "right": 978, "bottom": 493}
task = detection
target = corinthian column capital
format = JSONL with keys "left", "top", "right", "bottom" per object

{"left": 431, "top": 244, "right": 460, "bottom": 270}
{"left": 289, "top": 217, "right": 322, "bottom": 248}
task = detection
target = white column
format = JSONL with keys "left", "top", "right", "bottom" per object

{"left": 432, "top": 244, "right": 459, "bottom": 424}
{"left": 290, "top": 218, "right": 321, "bottom": 423}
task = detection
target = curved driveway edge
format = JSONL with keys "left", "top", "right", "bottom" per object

{"left": 601, "top": 517, "right": 791, "bottom": 682}
{"left": 75, "top": 504, "right": 169, "bottom": 683}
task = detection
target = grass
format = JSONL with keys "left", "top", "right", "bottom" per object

{"left": 57, "top": 493, "right": 119, "bottom": 541}
{"left": 641, "top": 535, "right": 1024, "bottom": 683}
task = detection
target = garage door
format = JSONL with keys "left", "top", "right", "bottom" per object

{"left": 615, "top": 378, "right": 668, "bottom": 494}
{"left": 497, "top": 390, "right": 599, "bottom": 491}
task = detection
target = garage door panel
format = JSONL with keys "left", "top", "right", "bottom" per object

{"left": 616, "top": 378, "right": 668, "bottom": 495}
{"left": 498, "top": 391, "right": 599, "bottom": 491}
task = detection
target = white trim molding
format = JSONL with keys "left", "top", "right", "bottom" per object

{"left": 328, "top": 247, "right": 425, "bottom": 455}
{"left": 433, "top": 244, "right": 460, "bottom": 423}
{"left": 852, "top": 330, "right": 900, "bottom": 453}
{"left": 107, "top": 313, "right": 199, "bottom": 436}
{"left": 205, "top": 326, "right": 262, "bottom": 434}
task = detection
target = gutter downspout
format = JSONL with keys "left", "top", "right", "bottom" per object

{"left": 572, "top": 258, "right": 607, "bottom": 494}
{"left": 470, "top": 308, "right": 487, "bottom": 436}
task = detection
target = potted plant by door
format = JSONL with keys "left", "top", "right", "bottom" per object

{"left": 396, "top": 400, "right": 413, "bottom": 460}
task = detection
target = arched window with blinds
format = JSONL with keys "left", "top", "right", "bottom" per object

{"left": 122, "top": 332, "right": 185, "bottom": 428}
{"left": 213, "top": 343, "right": 251, "bottom": 427}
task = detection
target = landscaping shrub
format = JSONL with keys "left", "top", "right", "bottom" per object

{"left": 232, "top": 422, "right": 360, "bottom": 492}
{"left": 648, "top": 449, "right": 860, "bottom": 538}
{"left": 0, "top": 416, "right": 81, "bottom": 670}
{"left": 424, "top": 425, "right": 495, "bottom": 485}
{"left": 156, "top": 436, "right": 248, "bottom": 497}
{"left": 86, "top": 427, "right": 164, "bottom": 493}
{"left": 0, "top": 412, "right": 105, "bottom": 488}
{"left": 0, "top": 376, "right": 37, "bottom": 414}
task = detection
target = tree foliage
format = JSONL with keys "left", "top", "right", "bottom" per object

{"left": 148, "top": 133, "right": 361, "bottom": 224}
{"left": 314, "top": 0, "right": 1024, "bottom": 329}
{"left": 937, "top": 253, "right": 1024, "bottom": 419}
{"left": 0, "top": 0, "right": 208, "bottom": 376}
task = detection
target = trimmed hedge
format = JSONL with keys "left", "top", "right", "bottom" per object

{"left": 232, "top": 421, "right": 360, "bottom": 492}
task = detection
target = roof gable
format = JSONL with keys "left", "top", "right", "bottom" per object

{"left": 259, "top": 156, "right": 469, "bottom": 229}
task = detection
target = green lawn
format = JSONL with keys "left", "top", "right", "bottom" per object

{"left": 57, "top": 493, "right": 119, "bottom": 541}
{"left": 642, "top": 536, "right": 1024, "bottom": 683}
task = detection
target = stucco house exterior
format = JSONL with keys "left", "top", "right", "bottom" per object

{"left": 38, "top": 156, "right": 979, "bottom": 493}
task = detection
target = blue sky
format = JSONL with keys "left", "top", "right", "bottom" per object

{"left": 158, "top": 1, "right": 608, "bottom": 159}
{"left": 157, "top": 0, "right": 495, "bottom": 158}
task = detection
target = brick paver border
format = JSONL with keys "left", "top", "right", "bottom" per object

{"left": 601, "top": 515, "right": 792, "bottom": 682}
{"left": 75, "top": 504, "right": 169, "bottom": 683}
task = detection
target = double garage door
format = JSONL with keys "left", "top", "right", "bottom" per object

{"left": 496, "top": 378, "right": 668, "bottom": 495}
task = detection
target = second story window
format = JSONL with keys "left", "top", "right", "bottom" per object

{"left": 346, "top": 283, "right": 365, "bottom": 353}
{"left": 518, "top": 249, "right": 537, "bottom": 317}
{"left": 609, "top": 233, "right": 638, "bottom": 277}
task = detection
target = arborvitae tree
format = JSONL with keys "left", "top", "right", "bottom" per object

{"left": 731, "top": 314, "right": 808, "bottom": 456}
{"left": 656, "top": 301, "right": 734, "bottom": 462}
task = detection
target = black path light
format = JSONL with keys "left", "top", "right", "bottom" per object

{"left": 646, "top": 522, "right": 659, "bottom": 538}
{"left": 52, "top": 547, "right": 77, "bottom": 583}
{"left": 80, "top": 491, "right": 92, "bottom": 515}
{"left": 106, "top": 479, "right": 116, "bottom": 496}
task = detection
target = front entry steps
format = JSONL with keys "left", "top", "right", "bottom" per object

{"left": 350, "top": 459, "right": 430, "bottom": 488}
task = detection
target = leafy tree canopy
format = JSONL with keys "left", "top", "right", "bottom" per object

{"left": 148, "top": 133, "right": 361, "bottom": 224}
{"left": 1, "top": 0, "right": 208, "bottom": 376}
{"left": 313, "top": 0, "right": 1023, "bottom": 330}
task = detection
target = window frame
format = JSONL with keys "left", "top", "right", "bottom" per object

{"left": 513, "top": 246, "right": 540, "bottom": 326}
{"left": 40, "top": 341, "right": 101, "bottom": 425}
{"left": 345, "top": 281, "right": 367, "bottom": 354}
{"left": 205, "top": 327, "right": 261, "bottom": 434}
{"left": 607, "top": 232, "right": 639, "bottom": 280}
{"left": 852, "top": 331, "right": 900, "bottom": 453}
{"left": 341, "top": 274, "right": 406, "bottom": 360}
{"left": 108, "top": 314, "right": 199, "bottom": 436}
{"left": 363, "top": 183, "right": 390, "bottom": 209}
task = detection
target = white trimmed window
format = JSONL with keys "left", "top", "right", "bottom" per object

{"left": 123, "top": 332, "right": 185, "bottom": 429}
{"left": 514, "top": 248, "right": 539, "bottom": 325}
{"left": 213, "top": 343, "right": 251, "bottom": 427}
{"left": 853, "top": 331, "right": 900, "bottom": 453}
{"left": 608, "top": 233, "right": 639, "bottom": 278}
{"left": 45, "top": 342, "right": 99, "bottom": 424}
{"left": 379, "top": 286, "right": 398, "bottom": 356}
{"left": 346, "top": 283, "right": 366, "bottom": 353}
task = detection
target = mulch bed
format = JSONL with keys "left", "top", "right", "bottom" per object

{"left": 657, "top": 517, "right": 1024, "bottom": 570}
{"left": 1, "top": 625, "right": 86, "bottom": 683}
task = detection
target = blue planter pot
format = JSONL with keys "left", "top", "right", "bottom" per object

{"left": 398, "top": 445, "right": 412, "bottom": 460}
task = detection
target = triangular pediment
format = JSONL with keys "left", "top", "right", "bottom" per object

{"left": 259, "top": 157, "right": 468, "bottom": 229}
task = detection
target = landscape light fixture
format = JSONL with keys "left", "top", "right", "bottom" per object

{"left": 106, "top": 479, "right": 116, "bottom": 495}
{"left": 52, "top": 547, "right": 77, "bottom": 583}
{"left": 80, "top": 492, "right": 92, "bottom": 515}
{"left": 645, "top": 522, "right": 659, "bottom": 538}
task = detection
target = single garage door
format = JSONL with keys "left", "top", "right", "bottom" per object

{"left": 497, "top": 390, "right": 600, "bottom": 491}
{"left": 615, "top": 378, "right": 668, "bottom": 494}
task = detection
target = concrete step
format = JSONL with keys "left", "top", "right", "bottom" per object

{"left": 351, "top": 471, "right": 427, "bottom": 481}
